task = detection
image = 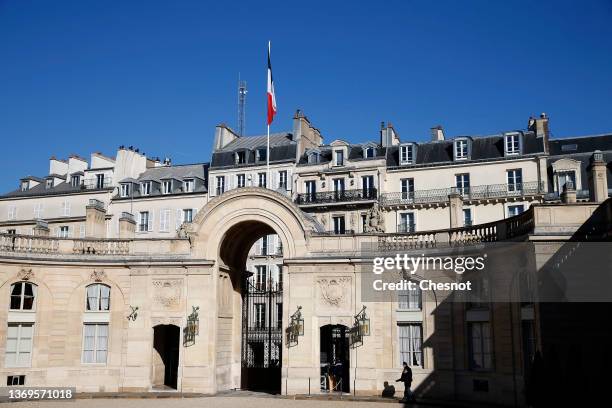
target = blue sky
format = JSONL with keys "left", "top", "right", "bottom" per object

{"left": 1, "top": 0, "right": 611, "bottom": 192}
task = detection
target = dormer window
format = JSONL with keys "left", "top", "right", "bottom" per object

{"left": 236, "top": 151, "right": 246, "bottom": 164}
{"left": 183, "top": 179, "right": 194, "bottom": 193}
{"left": 504, "top": 133, "right": 521, "bottom": 156}
{"left": 256, "top": 148, "right": 267, "bottom": 162}
{"left": 400, "top": 144, "right": 415, "bottom": 165}
{"left": 70, "top": 175, "right": 81, "bottom": 187}
{"left": 334, "top": 150, "right": 344, "bottom": 166}
{"left": 307, "top": 151, "right": 320, "bottom": 164}
{"left": 364, "top": 146, "right": 375, "bottom": 159}
{"left": 141, "top": 181, "right": 152, "bottom": 196}
{"left": 120, "top": 183, "right": 131, "bottom": 198}
{"left": 454, "top": 139, "right": 469, "bottom": 160}
{"left": 20, "top": 181, "right": 28, "bottom": 192}
{"left": 46, "top": 179, "right": 53, "bottom": 189}
{"left": 162, "top": 180, "right": 172, "bottom": 194}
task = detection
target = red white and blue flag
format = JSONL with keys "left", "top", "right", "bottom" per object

{"left": 267, "top": 41, "right": 277, "bottom": 125}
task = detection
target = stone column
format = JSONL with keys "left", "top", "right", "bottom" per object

{"left": 588, "top": 150, "right": 608, "bottom": 203}
{"left": 449, "top": 192, "right": 463, "bottom": 228}
{"left": 561, "top": 181, "right": 577, "bottom": 204}
{"left": 86, "top": 199, "right": 107, "bottom": 238}
{"left": 119, "top": 212, "right": 136, "bottom": 239}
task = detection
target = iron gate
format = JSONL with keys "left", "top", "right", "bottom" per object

{"left": 241, "top": 275, "right": 283, "bottom": 392}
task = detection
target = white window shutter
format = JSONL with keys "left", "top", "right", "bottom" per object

{"left": 286, "top": 170, "right": 292, "bottom": 191}
{"left": 192, "top": 208, "right": 197, "bottom": 221}
{"left": 159, "top": 210, "right": 165, "bottom": 232}
{"left": 227, "top": 174, "right": 233, "bottom": 190}
{"left": 176, "top": 209, "right": 182, "bottom": 230}
{"left": 148, "top": 211, "right": 154, "bottom": 232}
{"left": 254, "top": 238, "right": 261, "bottom": 256}
{"left": 80, "top": 225, "right": 86, "bottom": 237}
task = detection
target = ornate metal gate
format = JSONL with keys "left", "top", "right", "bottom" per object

{"left": 241, "top": 275, "right": 283, "bottom": 392}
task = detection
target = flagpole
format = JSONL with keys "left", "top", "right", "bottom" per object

{"left": 267, "top": 123, "right": 270, "bottom": 190}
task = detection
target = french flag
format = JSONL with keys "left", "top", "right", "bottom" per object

{"left": 267, "top": 41, "right": 277, "bottom": 125}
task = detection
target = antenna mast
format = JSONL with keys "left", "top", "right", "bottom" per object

{"left": 238, "top": 74, "right": 247, "bottom": 137}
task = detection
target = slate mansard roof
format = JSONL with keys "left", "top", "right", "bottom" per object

{"left": 115, "top": 163, "right": 209, "bottom": 199}
{"left": 210, "top": 132, "right": 297, "bottom": 169}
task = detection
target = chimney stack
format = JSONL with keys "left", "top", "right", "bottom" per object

{"left": 529, "top": 113, "right": 550, "bottom": 153}
{"left": 431, "top": 125, "right": 445, "bottom": 141}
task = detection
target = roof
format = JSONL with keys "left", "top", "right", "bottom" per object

{"left": 136, "top": 163, "right": 208, "bottom": 183}
{"left": 1, "top": 180, "right": 104, "bottom": 198}
{"left": 548, "top": 134, "right": 612, "bottom": 156}
{"left": 218, "top": 132, "right": 294, "bottom": 152}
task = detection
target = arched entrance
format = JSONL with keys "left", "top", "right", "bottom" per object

{"left": 320, "top": 324, "right": 350, "bottom": 393}
{"left": 188, "top": 188, "right": 321, "bottom": 394}
{"left": 152, "top": 324, "right": 180, "bottom": 390}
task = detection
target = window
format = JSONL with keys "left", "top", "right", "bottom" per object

{"left": 398, "top": 285, "right": 421, "bottom": 310}
{"left": 255, "top": 265, "right": 267, "bottom": 290}
{"left": 399, "top": 212, "right": 415, "bottom": 233}
{"left": 183, "top": 179, "right": 194, "bottom": 192}
{"left": 58, "top": 226, "right": 69, "bottom": 238}
{"left": 10, "top": 282, "right": 36, "bottom": 311}
{"left": 455, "top": 173, "right": 470, "bottom": 195}
{"left": 256, "top": 148, "right": 267, "bottom": 162}
{"left": 86, "top": 284, "right": 110, "bottom": 311}
{"left": 508, "top": 204, "right": 524, "bottom": 217}
{"left": 258, "top": 172, "right": 267, "bottom": 188}
{"left": 279, "top": 171, "right": 288, "bottom": 190}
{"left": 7, "top": 375, "right": 25, "bottom": 386}
{"left": 5, "top": 323, "right": 33, "bottom": 367}
{"left": 140, "top": 181, "right": 152, "bottom": 196}
{"left": 361, "top": 213, "right": 368, "bottom": 232}
{"left": 183, "top": 209, "right": 193, "bottom": 223}
{"left": 82, "top": 323, "right": 108, "bottom": 364}
{"left": 162, "top": 180, "right": 172, "bottom": 194}
{"left": 507, "top": 169, "right": 523, "bottom": 192}
{"left": 236, "top": 151, "right": 246, "bottom": 164}
{"left": 254, "top": 304, "right": 266, "bottom": 328}
{"left": 505, "top": 133, "right": 521, "bottom": 155}
{"left": 364, "top": 146, "right": 375, "bottom": 158}
{"left": 557, "top": 170, "right": 576, "bottom": 192}
{"left": 237, "top": 174, "right": 246, "bottom": 188}
{"left": 307, "top": 152, "right": 320, "bottom": 164}
{"left": 20, "top": 181, "right": 28, "bottom": 192}
{"left": 334, "top": 150, "right": 344, "bottom": 166}
{"left": 8, "top": 205, "right": 17, "bottom": 220}
{"left": 362, "top": 175, "right": 375, "bottom": 198}
{"left": 401, "top": 178, "right": 414, "bottom": 200}
{"left": 333, "top": 215, "right": 345, "bottom": 234}
{"left": 333, "top": 178, "right": 345, "bottom": 199}
{"left": 71, "top": 175, "right": 80, "bottom": 187}
{"left": 261, "top": 236, "right": 268, "bottom": 256}
{"left": 276, "top": 303, "right": 283, "bottom": 329}
{"left": 400, "top": 144, "right": 415, "bottom": 165}
{"left": 216, "top": 176, "right": 225, "bottom": 195}
{"left": 139, "top": 211, "right": 150, "bottom": 232}
{"left": 467, "top": 276, "right": 490, "bottom": 308}
{"left": 120, "top": 184, "right": 131, "bottom": 198}
{"left": 468, "top": 322, "right": 492, "bottom": 370}
{"left": 398, "top": 324, "right": 423, "bottom": 367}
{"left": 455, "top": 139, "right": 469, "bottom": 160}
{"left": 96, "top": 174, "right": 105, "bottom": 189}
{"left": 159, "top": 209, "right": 171, "bottom": 232}
{"left": 61, "top": 201, "right": 71, "bottom": 216}
{"left": 46, "top": 179, "right": 53, "bottom": 189}
{"left": 33, "top": 203, "right": 43, "bottom": 219}
{"left": 463, "top": 208, "right": 473, "bottom": 226}
{"left": 305, "top": 180, "right": 316, "bottom": 201}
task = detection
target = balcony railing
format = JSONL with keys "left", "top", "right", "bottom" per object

{"left": 87, "top": 199, "right": 105, "bottom": 210}
{"left": 397, "top": 223, "right": 416, "bottom": 233}
{"left": 380, "top": 182, "right": 544, "bottom": 207}
{"left": 296, "top": 188, "right": 377, "bottom": 205}
{"left": 543, "top": 189, "right": 591, "bottom": 201}
{"left": 82, "top": 178, "right": 113, "bottom": 190}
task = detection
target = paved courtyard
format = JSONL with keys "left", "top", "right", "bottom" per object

{"left": 8, "top": 394, "right": 445, "bottom": 408}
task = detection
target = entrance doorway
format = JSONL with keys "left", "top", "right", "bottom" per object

{"left": 152, "top": 324, "right": 180, "bottom": 389}
{"left": 320, "top": 324, "right": 350, "bottom": 393}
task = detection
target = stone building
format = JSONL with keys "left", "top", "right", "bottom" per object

{"left": 0, "top": 112, "right": 611, "bottom": 406}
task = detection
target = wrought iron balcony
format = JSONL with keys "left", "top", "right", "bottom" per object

{"left": 543, "top": 189, "right": 591, "bottom": 201}
{"left": 380, "top": 182, "right": 544, "bottom": 207}
{"left": 82, "top": 178, "right": 113, "bottom": 190}
{"left": 295, "top": 188, "right": 377, "bottom": 206}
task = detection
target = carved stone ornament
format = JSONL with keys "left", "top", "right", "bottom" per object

{"left": 364, "top": 202, "right": 385, "bottom": 233}
{"left": 317, "top": 278, "right": 350, "bottom": 307}
{"left": 17, "top": 268, "right": 34, "bottom": 281}
{"left": 91, "top": 269, "right": 107, "bottom": 282}
{"left": 152, "top": 279, "right": 183, "bottom": 310}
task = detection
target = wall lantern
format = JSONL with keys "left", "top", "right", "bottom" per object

{"left": 286, "top": 306, "right": 304, "bottom": 347}
{"left": 127, "top": 305, "right": 139, "bottom": 321}
{"left": 183, "top": 306, "right": 200, "bottom": 347}
{"left": 356, "top": 305, "right": 371, "bottom": 337}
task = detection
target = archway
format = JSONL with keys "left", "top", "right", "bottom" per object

{"left": 320, "top": 324, "right": 350, "bottom": 393}
{"left": 152, "top": 324, "right": 180, "bottom": 390}
{"left": 188, "top": 188, "right": 321, "bottom": 394}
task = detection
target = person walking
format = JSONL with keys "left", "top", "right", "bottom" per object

{"left": 396, "top": 362, "right": 414, "bottom": 403}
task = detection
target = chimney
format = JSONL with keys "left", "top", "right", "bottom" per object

{"left": 431, "top": 125, "right": 445, "bottom": 141}
{"left": 529, "top": 113, "right": 550, "bottom": 153}
{"left": 380, "top": 122, "right": 399, "bottom": 147}
{"left": 213, "top": 124, "right": 240, "bottom": 151}
{"left": 588, "top": 150, "right": 608, "bottom": 203}
{"left": 85, "top": 199, "right": 107, "bottom": 238}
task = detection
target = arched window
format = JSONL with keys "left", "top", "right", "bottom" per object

{"left": 10, "top": 282, "right": 37, "bottom": 311}
{"left": 86, "top": 284, "right": 110, "bottom": 311}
